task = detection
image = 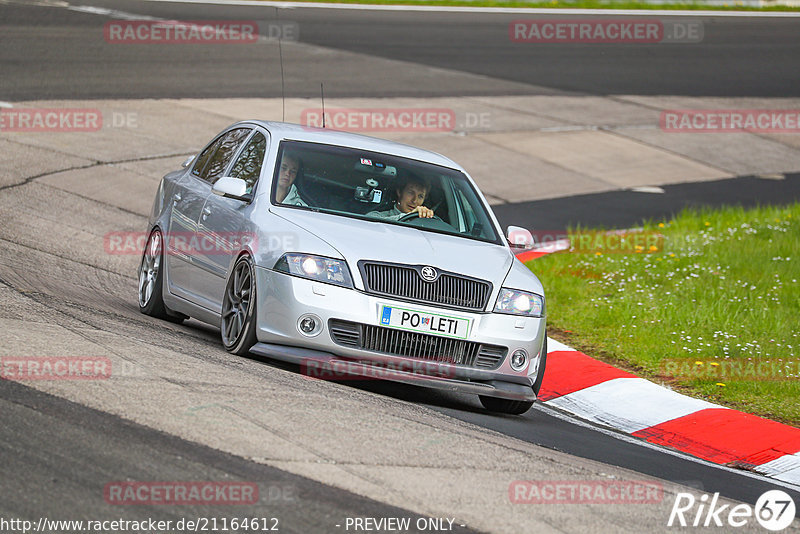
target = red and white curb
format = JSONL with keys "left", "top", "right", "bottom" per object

{"left": 538, "top": 339, "right": 800, "bottom": 486}
{"left": 517, "top": 249, "right": 800, "bottom": 487}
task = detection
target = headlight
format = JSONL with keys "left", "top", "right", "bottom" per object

{"left": 274, "top": 253, "right": 354, "bottom": 288}
{"left": 494, "top": 288, "right": 544, "bottom": 317}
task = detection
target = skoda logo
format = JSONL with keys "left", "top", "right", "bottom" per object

{"left": 420, "top": 266, "right": 437, "bottom": 282}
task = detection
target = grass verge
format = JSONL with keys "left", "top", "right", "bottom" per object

{"left": 526, "top": 203, "right": 799, "bottom": 426}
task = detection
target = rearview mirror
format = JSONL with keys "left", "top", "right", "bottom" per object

{"left": 212, "top": 177, "right": 249, "bottom": 201}
{"left": 507, "top": 226, "right": 535, "bottom": 250}
{"left": 181, "top": 155, "right": 194, "bottom": 168}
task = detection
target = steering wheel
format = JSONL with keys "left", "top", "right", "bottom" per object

{"left": 398, "top": 211, "right": 443, "bottom": 222}
{"left": 397, "top": 210, "right": 457, "bottom": 233}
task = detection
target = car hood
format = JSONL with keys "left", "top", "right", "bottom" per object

{"left": 271, "top": 208, "right": 514, "bottom": 292}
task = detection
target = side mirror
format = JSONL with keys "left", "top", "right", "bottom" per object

{"left": 212, "top": 177, "right": 249, "bottom": 201}
{"left": 181, "top": 155, "right": 195, "bottom": 168}
{"left": 507, "top": 225, "right": 535, "bottom": 250}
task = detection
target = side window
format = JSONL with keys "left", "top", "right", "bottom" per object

{"left": 190, "top": 136, "right": 222, "bottom": 178}
{"left": 192, "top": 128, "right": 251, "bottom": 183}
{"left": 229, "top": 131, "right": 267, "bottom": 194}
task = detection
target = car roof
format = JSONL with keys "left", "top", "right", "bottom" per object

{"left": 237, "top": 120, "right": 464, "bottom": 171}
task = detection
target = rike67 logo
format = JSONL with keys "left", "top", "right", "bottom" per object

{"left": 668, "top": 489, "right": 796, "bottom": 531}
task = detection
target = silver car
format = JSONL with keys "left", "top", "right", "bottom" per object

{"left": 138, "top": 121, "right": 546, "bottom": 414}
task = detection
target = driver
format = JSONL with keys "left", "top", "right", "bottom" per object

{"left": 367, "top": 172, "right": 434, "bottom": 220}
{"left": 275, "top": 153, "right": 308, "bottom": 207}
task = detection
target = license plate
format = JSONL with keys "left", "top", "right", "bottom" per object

{"left": 378, "top": 304, "right": 471, "bottom": 340}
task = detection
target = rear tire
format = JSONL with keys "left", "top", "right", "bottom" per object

{"left": 137, "top": 228, "right": 188, "bottom": 323}
{"left": 138, "top": 229, "right": 168, "bottom": 318}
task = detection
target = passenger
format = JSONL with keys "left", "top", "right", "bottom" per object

{"left": 368, "top": 172, "right": 434, "bottom": 220}
{"left": 275, "top": 153, "right": 308, "bottom": 206}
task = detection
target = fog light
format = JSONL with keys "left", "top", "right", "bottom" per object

{"left": 510, "top": 349, "right": 528, "bottom": 371}
{"left": 297, "top": 314, "right": 322, "bottom": 337}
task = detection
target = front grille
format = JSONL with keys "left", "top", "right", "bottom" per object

{"left": 328, "top": 319, "right": 506, "bottom": 369}
{"left": 359, "top": 261, "right": 491, "bottom": 312}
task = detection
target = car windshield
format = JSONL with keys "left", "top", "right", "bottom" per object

{"left": 272, "top": 140, "right": 501, "bottom": 244}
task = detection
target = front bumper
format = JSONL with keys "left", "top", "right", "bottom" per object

{"left": 249, "top": 343, "right": 537, "bottom": 401}
{"left": 254, "top": 267, "right": 546, "bottom": 400}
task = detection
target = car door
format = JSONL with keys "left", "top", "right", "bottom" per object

{"left": 165, "top": 136, "right": 221, "bottom": 300}
{"left": 165, "top": 127, "right": 251, "bottom": 308}
{"left": 193, "top": 129, "right": 269, "bottom": 308}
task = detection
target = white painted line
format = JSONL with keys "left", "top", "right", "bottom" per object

{"left": 66, "top": 4, "right": 293, "bottom": 44}
{"left": 0, "top": 0, "right": 69, "bottom": 5}
{"left": 143, "top": 0, "right": 800, "bottom": 17}
{"left": 0, "top": 102, "right": 13, "bottom": 109}
{"left": 757, "top": 172, "right": 786, "bottom": 180}
{"left": 629, "top": 186, "right": 666, "bottom": 194}
{"left": 68, "top": 5, "right": 161, "bottom": 20}
{"left": 540, "top": 125, "right": 599, "bottom": 133}
{"left": 547, "top": 377, "right": 720, "bottom": 433}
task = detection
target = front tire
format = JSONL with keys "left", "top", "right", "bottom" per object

{"left": 221, "top": 255, "right": 258, "bottom": 356}
{"left": 479, "top": 396, "right": 534, "bottom": 415}
{"left": 533, "top": 337, "right": 548, "bottom": 396}
{"left": 480, "top": 336, "right": 547, "bottom": 415}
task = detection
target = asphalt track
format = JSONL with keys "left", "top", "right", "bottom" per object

{"left": 2, "top": 0, "right": 800, "bottom": 532}
{"left": 1, "top": 0, "right": 799, "bottom": 99}
{"left": 0, "top": 379, "right": 453, "bottom": 533}
{"left": 492, "top": 172, "right": 800, "bottom": 231}
{"left": 340, "top": 378, "right": 800, "bottom": 506}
